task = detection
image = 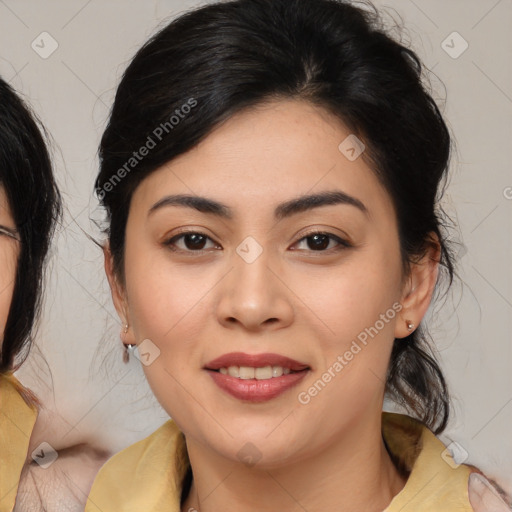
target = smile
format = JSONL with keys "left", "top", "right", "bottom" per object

{"left": 218, "top": 365, "right": 292, "bottom": 380}
{"left": 205, "top": 352, "right": 310, "bottom": 402}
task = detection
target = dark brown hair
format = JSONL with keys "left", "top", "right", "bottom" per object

{"left": 0, "top": 78, "right": 61, "bottom": 372}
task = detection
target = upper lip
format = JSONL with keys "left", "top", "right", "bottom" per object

{"left": 205, "top": 352, "right": 309, "bottom": 371}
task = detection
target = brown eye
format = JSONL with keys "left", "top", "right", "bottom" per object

{"left": 292, "top": 231, "right": 351, "bottom": 252}
{"left": 306, "top": 233, "right": 330, "bottom": 250}
{"left": 182, "top": 233, "right": 207, "bottom": 250}
{"left": 164, "top": 231, "right": 218, "bottom": 252}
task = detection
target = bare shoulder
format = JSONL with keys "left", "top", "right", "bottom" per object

{"left": 468, "top": 472, "right": 511, "bottom": 512}
{"left": 14, "top": 443, "right": 110, "bottom": 512}
{"left": 14, "top": 402, "right": 111, "bottom": 511}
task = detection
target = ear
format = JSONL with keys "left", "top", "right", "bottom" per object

{"left": 103, "top": 242, "right": 136, "bottom": 345}
{"left": 394, "top": 233, "right": 441, "bottom": 339}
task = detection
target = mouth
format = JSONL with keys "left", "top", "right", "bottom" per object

{"left": 205, "top": 352, "right": 310, "bottom": 402}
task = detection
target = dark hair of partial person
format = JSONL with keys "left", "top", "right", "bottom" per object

{"left": 0, "top": 77, "right": 61, "bottom": 373}
{"left": 96, "top": 0, "right": 455, "bottom": 435}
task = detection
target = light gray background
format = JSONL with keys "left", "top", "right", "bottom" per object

{"left": 1, "top": 0, "right": 510, "bottom": 495}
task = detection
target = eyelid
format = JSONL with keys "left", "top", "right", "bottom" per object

{"left": 162, "top": 227, "right": 351, "bottom": 254}
{"left": 0, "top": 226, "right": 20, "bottom": 241}
{"left": 291, "top": 229, "right": 352, "bottom": 251}
{"left": 163, "top": 229, "right": 221, "bottom": 253}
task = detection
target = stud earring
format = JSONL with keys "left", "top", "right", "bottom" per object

{"left": 406, "top": 320, "right": 414, "bottom": 332}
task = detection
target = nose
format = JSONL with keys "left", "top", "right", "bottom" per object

{"left": 215, "top": 246, "right": 294, "bottom": 333}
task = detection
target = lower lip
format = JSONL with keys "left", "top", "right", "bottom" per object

{"left": 207, "top": 370, "right": 308, "bottom": 402}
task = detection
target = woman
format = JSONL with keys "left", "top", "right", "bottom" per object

{"left": 0, "top": 77, "right": 107, "bottom": 512}
{"left": 86, "top": 0, "right": 510, "bottom": 510}
{"left": 0, "top": 75, "right": 61, "bottom": 511}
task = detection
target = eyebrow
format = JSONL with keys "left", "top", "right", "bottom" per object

{"left": 148, "top": 190, "right": 368, "bottom": 220}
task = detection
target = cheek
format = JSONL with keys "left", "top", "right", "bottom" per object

{"left": 0, "top": 245, "right": 17, "bottom": 339}
{"left": 124, "top": 251, "right": 217, "bottom": 342}
{"left": 122, "top": 243, "right": 219, "bottom": 409}
{"left": 292, "top": 245, "right": 402, "bottom": 347}
{"left": 289, "top": 239, "right": 403, "bottom": 410}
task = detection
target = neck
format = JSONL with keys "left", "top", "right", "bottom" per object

{"left": 181, "top": 412, "right": 407, "bottom": 512}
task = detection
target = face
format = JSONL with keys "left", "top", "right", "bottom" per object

{"left": 0, "top": 186, "right": 19, "bottom": 349}
{"left": 108, "top": 99, "right": 437, "bottom": 467}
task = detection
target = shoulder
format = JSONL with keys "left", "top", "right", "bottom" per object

{"left": 14, "top": 444, "right": 110, "bottom": 512}
{"left": 383, "top": 413, "right": 511, "bottom": 512}
{"left": 85, "top": 420, "right": 185, "bottom": 512}
{"left": 12, "top": 383, "right": 111, "bottom": 512}
{"left": 92, "top": 419, "right": 183, "bottom": 476}
{"left": 467, "top": 472, "right": 511, "bottom": 512}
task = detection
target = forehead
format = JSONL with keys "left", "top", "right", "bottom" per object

{"left": 131, "top": 99, "right": 394, "bottom": 219}
{"left": 0, "top": 186, "right": 13, "bottom": 221}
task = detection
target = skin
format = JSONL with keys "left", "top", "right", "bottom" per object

{"left": 106, "top": 99, "right": 441, "bottom": 512}
{"left": 0, "top": 186, "right": 19, "bottom": 343}
{"left": 12, "top": 405, "right": 111, "bottom": 512}
{"left": 13, "top": 443, "right": 109, "bottom": 512}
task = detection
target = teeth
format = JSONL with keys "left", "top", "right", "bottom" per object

{"left": 227, "top": 366, "right": 240, "bottom": 378}
{"left": 255, "top": 366, "right": 272, "bottom": 380}
{"left": 272, "top": 366, "right": 283, "bottom": 377}
{"left": 239, "top": 367, "right": 255, "bottom": 380}
{"left": 218, "top": 365, "right": 294, "bottom": 380}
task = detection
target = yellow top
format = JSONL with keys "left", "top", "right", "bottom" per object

{"left": 85, "top": 412, "right": 475, "bottom": 512}
{"left": 0, "top": 372, "right": 37, "bottom": 512}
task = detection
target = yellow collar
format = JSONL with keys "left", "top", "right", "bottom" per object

{"left": 382, "top": 413, "right": 472, "bottom": 510}
{"left": 86, "top": 412, "right": 472, "bottom": 512}
{"left": 0, "top": 372, "right": 37, "bottom": 512}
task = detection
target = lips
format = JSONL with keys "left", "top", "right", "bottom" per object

{"left": 205, "top": 352, "right": 310, "bottom": 402}
{"left": 205, "top": 352, "right": 309, "bottom": 372}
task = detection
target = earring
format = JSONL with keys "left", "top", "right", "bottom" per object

{"left": 123, "top": 343, "right": 136, "bottom": 364}
{"left": 121, "top": 323, "right": 135, "bottom": 363}
{"left": 406, "top": 320, "right": 414, "bottom": 332}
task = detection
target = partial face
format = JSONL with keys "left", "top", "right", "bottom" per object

{"left": 0, "top": 186, "right": 19, "bottom": 349}
{"left": 112, "top": 99, "right": 418, "bottom": 466}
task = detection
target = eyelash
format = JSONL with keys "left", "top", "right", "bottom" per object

{"left": 0, "top": 226, "right": 20, "bottom": 241}
{"left": 162, "top": 229, "right": 352, "bottom": 255}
